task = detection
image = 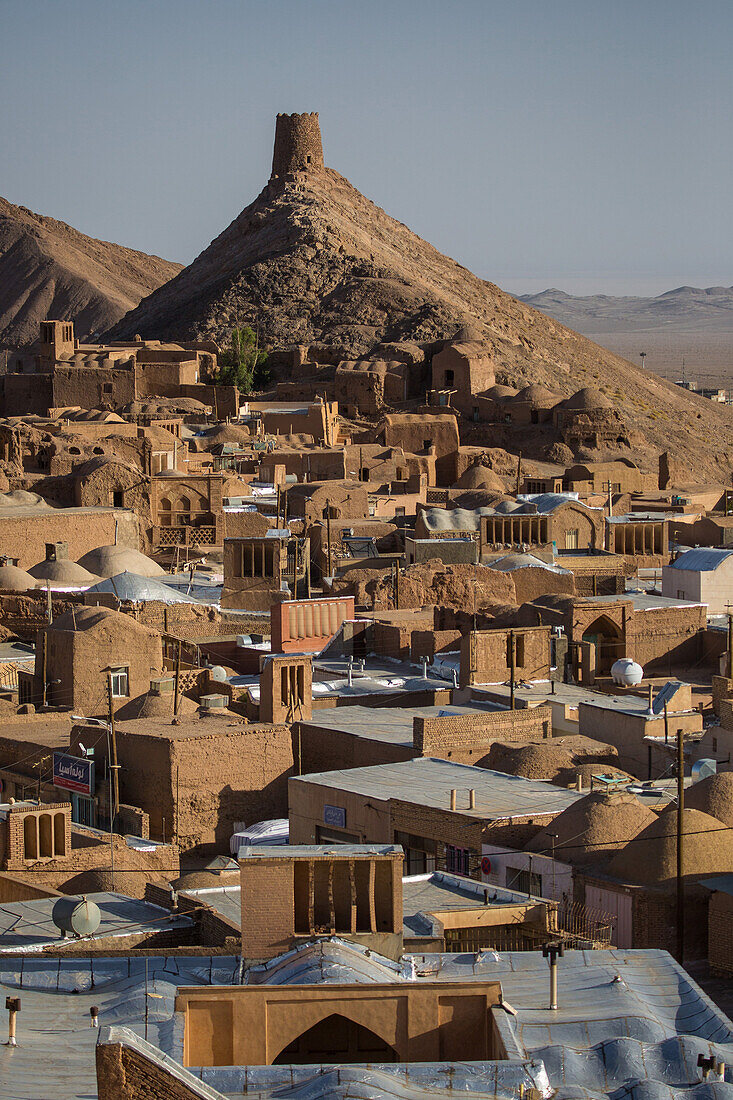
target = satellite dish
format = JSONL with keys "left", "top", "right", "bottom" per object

{"left": 52, "top": 895, "right": 101, "bottom": 939}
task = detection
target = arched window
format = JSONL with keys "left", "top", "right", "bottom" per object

{"left": 39, "top": 813, "right": 53, "bottom": 858}
{"left": 23, "top": 815, "right": 37, "bottom": 860}
{"left": 272, "top": 1014, "right": 398, "bottom": 1065}
{"left": 159, "top": 497, "right": 172, "bottom": 527}
{"left": 53, "top": 813, "right": 67, "bottom": 857}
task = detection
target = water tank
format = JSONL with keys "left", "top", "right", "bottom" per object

{"left": 199, "top": 693, "right": 228, "bottom": 710}
{"left": 51, "top": 896, "right": 101, "bottom": 939}
{"left": 611, "top": 658, "right": 644, "bottom": 686}
{"left": 208, "top": 666, "right": 228, "bottom": 683}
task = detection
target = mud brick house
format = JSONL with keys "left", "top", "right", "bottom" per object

{"left": 378, "top": 412, "right": 459, "bottom": 484}
{"left": 222, "top": 532, "right": 309, "bottom": 610}
{"left": 430, "top": 331, "right": 495, "bottom": 418}
{"left": 564, "top": 460, "right": 644, "bottom": 495}
{"left": 31, "top": 605, "right": 163, "bottom": 716}
{"left": 271, "top": 595, "right": 355, "bottom": 654}
{"left": 150, "top": 469, "right": 225, "bottom": 551}
{"left": 3, "top": 321, "right": 232, "bottom": 417}
{"left": 480, "top": 495, "right": 604, "bottom": 553}
{"left": 294, "top": 701, "right": 553, "bottom": 776}
{"left": 289, "top": 756, "right": 584, "bottom": 877}
{"left": 238, "top": 844, "right": 404, "bottom": 961}
{"left": 532, "top": 591, "right": 707, "bottom": 678}
{"left": 552, "top": 387, "right": 632, "bottom": 451}
{"left": 0, "top": 800, "right": 71, "bottom": 870}
{"left": 607, "top": 512, "right": 672, "bottom": 565}
{"left": 247, "top": 398, "right": 338, "bottom": 445}
{"left": 286, "top": 480, "right": 370, "bottom": 525}
{"left": 0, "top": 497, "right": 139, "bottom": 571}
{"left": 334, "top": 358, "right": 409, "bottom": 415}
{"left": 71, "top": 713, "right": 293, "bottom": 855}
{"left": 459, "top": 625, "right": 556, "bottom": 688}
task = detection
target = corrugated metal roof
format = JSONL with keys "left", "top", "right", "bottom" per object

{"left": 668, "top": 548, "right": 733, "bottom": 571}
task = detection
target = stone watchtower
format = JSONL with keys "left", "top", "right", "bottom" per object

{"left": 271, "top": 112, "right": 324, "bottom": 178}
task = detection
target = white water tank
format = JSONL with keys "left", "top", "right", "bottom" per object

{"left": 611, "top": 658, "right": 644, "bottom": 686}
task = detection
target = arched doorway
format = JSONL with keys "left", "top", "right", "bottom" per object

{"left": 582, "top": 615, "right": 624, "bottom": 674}
{"left": 272, "top": 1013, "right": 399, "bottom": 1064}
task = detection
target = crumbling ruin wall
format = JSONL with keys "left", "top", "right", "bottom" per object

{"left": 333, "top": 559, "right": 516, "bottom": 612}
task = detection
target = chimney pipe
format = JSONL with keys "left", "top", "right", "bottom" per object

{"left": 450, "top": 788, "right": 457, "bottom": 811}
{"left": 469, "top": 788, "right": 476, "bottom": 809}
{"left": 542, "top": 943, "right": 564, "bottom": 1010}
{"left": 5, "top": 996, "right": 20, "bottom": 1046}
{"left": 89, "top": 1006, "right": 99, "bottom": 1028}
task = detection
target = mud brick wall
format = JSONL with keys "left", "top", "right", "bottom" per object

{"left": 709, "top": 889, "right": 733, "bottom": 975}
{"left": 413, "top": 705, "right": 552, "bottom": 765}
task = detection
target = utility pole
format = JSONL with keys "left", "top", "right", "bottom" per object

{"left": 174, "top": 640, "right": 182, "bottom": 717}
{"left": 515, "top": 452, "right": 522, "bottom": 496}
{"left": 728, "top": 611, "right": 733, "bottom": 678}
{"left": 676, "top": 725, "right": 685, "bottom": 963}
{"left": 106, "top": 673, "right": 120, "bottom": 822}
{"left": 509, "top": 630, "right": 516, "bottom": 710}
{"left": 326, "top": 504, "right": 333, "bottom": 579}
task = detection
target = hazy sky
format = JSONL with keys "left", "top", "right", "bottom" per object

{"left": 1, "top": 0, "right": 731, "bottom": 296}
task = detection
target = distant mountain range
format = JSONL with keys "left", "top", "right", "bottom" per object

{"left": 519, "top": 286, "right": 733, "bottom": 334}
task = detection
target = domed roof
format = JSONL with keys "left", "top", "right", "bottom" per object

{"left": 686, "top": 771, "right": 733, "bottom": 827}
{"left": 562, "top": 387, "right": 612, "bottom": 411}
{"left": 173, "top": 871, "right": 227, "bottom": 890}
{"left": 454, "top": 464, "right": 505, "bottom": 492}
{"left": 0, "top": 490, "right": 51, "bottom": 509}
{"left": 607, "top": 807, "right": 733, "bottom": 884}
{"left": 511, "top": 384, "right": 558, "bottom": 406}
{"left": 28, "top": 559, "right": 99, "bottom": 587}
{"left": 78, "top": 544, "right": 165, "bottom": 578}
{"left": 451, "top": 323, "right": 485, "bottom": 345}
{"left": 526, "top": 790, "right": 656, "bottom": 866}
{"left": 0, "top": 564, "right": 37, "bottom": 591}
{"left": 485, "top": 384, "right": 518, "bottom": 402}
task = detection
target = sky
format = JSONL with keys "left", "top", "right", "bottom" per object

{"left": 1, "top": 0, "right": 732, "bottom": 297}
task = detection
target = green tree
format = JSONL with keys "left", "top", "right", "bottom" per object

{"left": 215, "top": 326, "right": 269, "bottom": 393}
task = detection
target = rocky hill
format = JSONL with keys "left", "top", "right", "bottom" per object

{"left": 108, "top": 113, "right": 733, "bottom": 480}
{"left": 0, "top": 196, "right": 182, "bottom": 348}
{"left": 520, "top": 286, "right": 733, "bottom": 334}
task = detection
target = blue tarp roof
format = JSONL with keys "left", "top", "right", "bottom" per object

{"left": 668, "top": 548, "right": 733, "bottom": 571}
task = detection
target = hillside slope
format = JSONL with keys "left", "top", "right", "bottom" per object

{"left": 109, "top": 115, "right": 733, "bottom": 480}
{"left": 0, "top": 196, "right": 182, "bottom": 348}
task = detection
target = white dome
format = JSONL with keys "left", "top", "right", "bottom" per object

{"left": 611, "top": 658, "right": 643, "bottom": 686}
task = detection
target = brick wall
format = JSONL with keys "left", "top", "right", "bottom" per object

{"left": 295, "top": 720, "right": 413, "bottom": 776}
{"left": 96, "top": 1031, "right": 215, "bottom": 1100}
{"left": 413, "top": 706, "right": 552, "bottom": 765}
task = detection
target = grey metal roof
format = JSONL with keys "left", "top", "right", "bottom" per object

{"left": 239, "top": 843, "right": 402, "bottom": 860}
{"left": 668, "top": 547, "right": 733, "bottom": 571}
{"left": 297, "top": 703, "right": 508, "bottom": 747}
{"left": 402, "top": 872, "right": 544, "bottom": 936}
{"left": 292, "top": 758, "right": 585, "bottom": 820}
{"left": 0, "top": 892, "right": 193, "bottom": 953}
{"left": 85, "top": 571, "right": 202, "bottom": 604}
{"left": 2, "top": 941, "right": 733, "bottom": 1100}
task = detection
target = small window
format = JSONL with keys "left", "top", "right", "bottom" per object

{"left": 565, "top": 528, "right": 579, "bottom": 550}
{"left": 445, "top": 844, "right": 470, "bottom": 876}
{"left": 15, "top": 361, "right": 23, "bottom": 373}
{"left": 506, "top": 865, "right": 542, "bottom": 897}
{"left": 423, "top": 439, "right": 431, "bottom": 450}
{"left": 677, "top": 589, "right": 685, "bottom": 599}
{"left": 473, "top": 406, "right": 480, "bottom": 421}
{"left": 109, "top": 667, "right": 129, "bottom": 697}
{"left": 713, "top": 736, "right": 718, "bottom": 752}
{"left": 444, "top": 369, "right": 454, "bottom": 386}
{"left": 102, "top": 382, "right": 113, "bottom": 395}
{"left": 112, "top": 490, "right": 124, "bottom": 508}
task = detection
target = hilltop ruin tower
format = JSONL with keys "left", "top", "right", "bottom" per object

{"left": 271, "top": 112, "right": 324, "bottom": 178}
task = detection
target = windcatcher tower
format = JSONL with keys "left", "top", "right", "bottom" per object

{"left": 271, "top": 112, "right": 324, "bottom": 177}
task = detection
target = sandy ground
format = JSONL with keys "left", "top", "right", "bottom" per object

{"left": 589, "top": 331, "right": 733, "bottom": 390}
